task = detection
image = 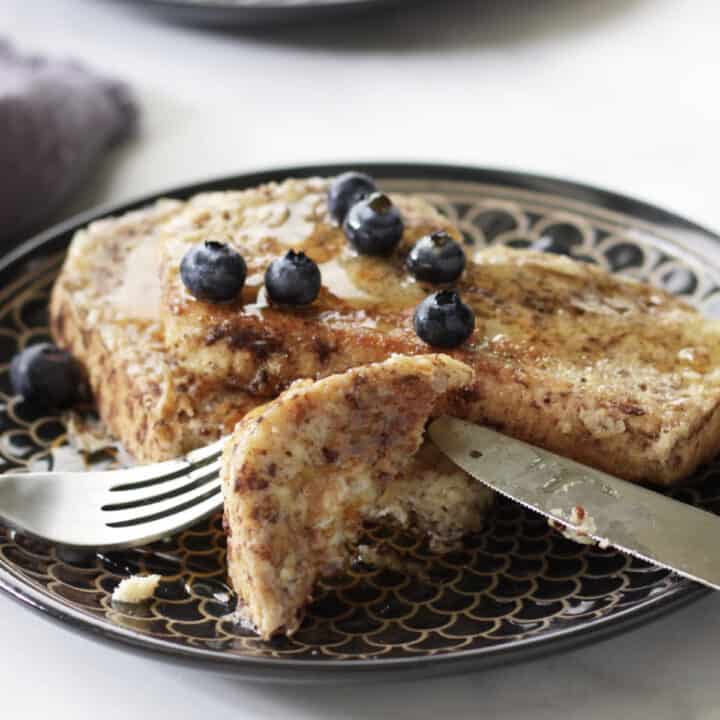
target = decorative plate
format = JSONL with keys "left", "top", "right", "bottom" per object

{"left": 117, "top": 0, "right": 403, "bottom": 27}
{"left": 0, "top": 164, "right": 718, "bottom": 683}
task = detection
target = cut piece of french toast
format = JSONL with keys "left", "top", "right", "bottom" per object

{"left": 221, "top": 354, "right": 490, "bottom": 639}
{"left": 49, "top": 201, "right": 263, "bottom": 461}
{"left": 157, "top": 177, "right": 720, "bottom": 486}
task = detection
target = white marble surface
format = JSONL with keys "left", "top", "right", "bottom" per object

{"left": 3, "top": 0, "right": 720, "bottom": 716}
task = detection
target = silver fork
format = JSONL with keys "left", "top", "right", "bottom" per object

{"left": 0, "top": 438, "right": 226, "bottom": 549}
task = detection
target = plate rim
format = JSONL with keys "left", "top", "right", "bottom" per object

{"left": 139, "top": 0, "right": 381, "bottom": 7}
{"left": 0, "top": 564, "right": 709, "bottom": 682}
{"left": 0, "top": 161, "right": 716, "bottom": 681}
{"left": 116, "top": 0, "right": 402, "bottom": 26}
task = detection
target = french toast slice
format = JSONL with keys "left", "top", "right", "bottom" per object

{"left": 221, "top": 354, "right": 491, "bottom": 638}
{"left": 49, "top": 201, "right": 262, "bottom": 461}
{"left": 158, "top": 177, "right": 720, "bottom": 486}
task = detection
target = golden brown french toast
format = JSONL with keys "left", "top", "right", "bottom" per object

{"left": 221, "top": 354, "right": 488, "bottom": 638}
{"left": 158, "top": 177, "right": 720, "bottom": 486}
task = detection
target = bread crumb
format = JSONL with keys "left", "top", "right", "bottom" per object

{"left": 64, "top": 412, "right": 117, "bottom": 455}
{"left": 112, "top": 574, "right": 161, "bottom": 603}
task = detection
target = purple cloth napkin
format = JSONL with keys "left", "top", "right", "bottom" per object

{"left": 0, "top": 41, "right": 137, "bottom": 244}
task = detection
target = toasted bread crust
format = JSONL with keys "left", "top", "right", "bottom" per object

{"left": 222, "top": 354, "right": 478, "bottom": 638}
{"left": 436, "top": 357, "right": 720, "bottom": 487}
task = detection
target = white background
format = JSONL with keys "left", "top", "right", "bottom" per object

{"left": 3, "top": 0, "right": 720, "bottom": 717}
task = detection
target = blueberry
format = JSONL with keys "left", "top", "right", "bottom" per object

{"left": 265, "top": 250, "right": 321, "bottom": 305}
{"left": 327, "top": 171, "right": 377, "bottom": 224}
{"left": 407, "top": 231, "right": 466, "bottom": 283}
{"left": 180, "top": 241, "right": 246, "bottom": 303}
{"left": 343, "top": 192, "right": 404, "bottom": 256}
{"left": 10, "top": 343, "right": 82, "bottom": 409}
{"left": 413, "top": 290, "right": 475, "bottom": 348}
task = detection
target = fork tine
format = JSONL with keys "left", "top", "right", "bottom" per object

{"left": 101, "top": 492, "right": 224, "bottom": 548}
{"left": 102, "top": 462, "right": 222, "bottom": 511}
{"left": 0, "top": 436, "right": 230, "bottom": 549}
{"left": 104, "top": 476, "right": 222, "bottom": 527}
{"left": 105, "top": 457, "right": 221, "bottom": 498}
{"left": 108, "top": 444, "right": 224, "bottom": 492}
{"left": 184, "top": 438, "right": 227, "bottom": 465}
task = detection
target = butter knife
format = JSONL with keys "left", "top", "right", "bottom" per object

{"left": 429, "top": 415, "right": 720, "bottom": 591}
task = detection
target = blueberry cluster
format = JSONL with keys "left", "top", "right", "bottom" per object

{"left": 330, "top": 172, "right": 474, "bottom": 349}
{"left": 177, "top": 171, "right": 475, "bottom": 349}
{"left": 10, "top": 174, "right": 476, "bottom": 410}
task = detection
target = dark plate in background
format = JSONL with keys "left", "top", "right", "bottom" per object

{"left": 0, "top": 163, "right": 718, "bottom": 683}
{"left": 114, "top": 0, "right": 404, "bottom": 27}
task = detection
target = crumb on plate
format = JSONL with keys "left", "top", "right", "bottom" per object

{"left": 112, "top": 574, "right": 161, "bottom": 603}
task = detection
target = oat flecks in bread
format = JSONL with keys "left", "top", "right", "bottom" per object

{"left": 221, "top": 354, "right": 484, "bottom": 639}
{"left": 50, "top": 201, "right": 262, "bottom": 462}
{"left": 439, "top": 246, "right": 720, "bottom": 486}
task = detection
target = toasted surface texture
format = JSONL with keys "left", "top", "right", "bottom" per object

{"left": 50, "top": 202, "right": 262, "bottom": 461}
{"left": 50, "top": 178, "right": 457, "bottom": 460}
{"left": 221, "top": 354, "right": 486, "bottom": 639}
{"left": 439, "top": 247, "right": 720, "bottom": 486}
{"left": 155, "top": 179, "right": 720, "bottom": 486}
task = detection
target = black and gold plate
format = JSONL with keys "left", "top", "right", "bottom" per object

{"left": 0, "top": 164, "right": 718, "bottom": 683}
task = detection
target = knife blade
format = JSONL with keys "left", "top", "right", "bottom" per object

{"left": 428, "top": 415, "right": 720, "bottom": 591}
